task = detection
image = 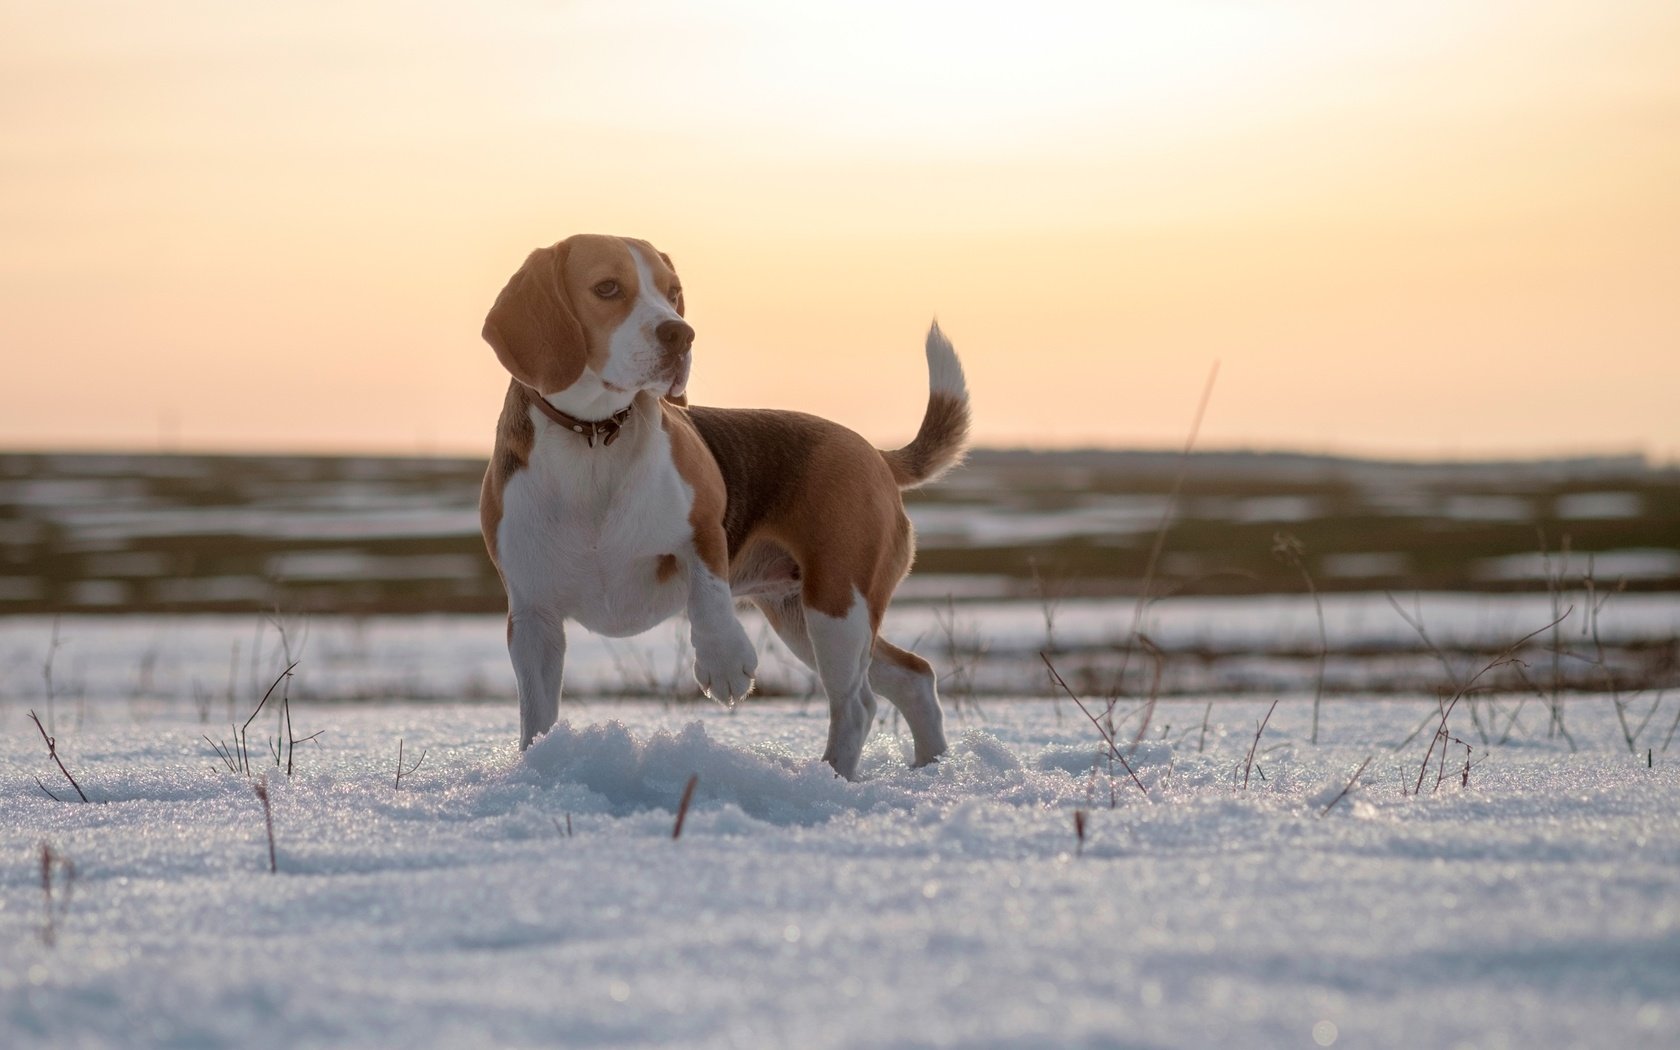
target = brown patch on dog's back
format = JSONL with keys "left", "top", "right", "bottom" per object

{"left": 684, "top": 408, "right": 818, "bottom": 557}
{"left": 685, "top": 406, "right": 913, "bottom": 624}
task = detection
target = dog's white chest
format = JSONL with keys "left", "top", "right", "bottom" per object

{"left": 497, "top": 425, "right": 694, "bottom": 637}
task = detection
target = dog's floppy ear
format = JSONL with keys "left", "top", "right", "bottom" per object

{"left": 482, "top": 241, "right": 587, "bottom": 394}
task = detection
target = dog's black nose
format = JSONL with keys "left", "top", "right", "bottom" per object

{"left": 656, "top": 320, "right": 694, "bottom": 354}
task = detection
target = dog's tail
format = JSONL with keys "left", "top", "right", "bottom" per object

{"left": 880, "top": 321, "right": 971, "bottom": 489}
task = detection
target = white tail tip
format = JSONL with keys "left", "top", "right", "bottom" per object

{"left": 925, "top": 320, "right": 967, "bottom": 398}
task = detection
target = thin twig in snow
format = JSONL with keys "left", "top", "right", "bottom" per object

{"left": 1274, "top": 533, "right": 1327, "bottom": 744}
{"left": 1320, "top": 755, "right": 1374, "bottom": 817}
{"left": 1106, "top": 363, "right": 1219, "bottom": 716}
{"left": 28, "top": 709, "right": 89, "bottom": 802}
{"left": 672, "top": 774, "right": 699, "bottom": 840}
{"left": 1039, "top": 652, "right": 1149, "bottom": 798}
{"left": 394, "top": 738, "right": 428, "bottom": 790}
{"left": 1240, "top": 700, "right": 1279, "bottom": 790}
{"left": 253, "top": 777, "right": 277, "bottom": 873}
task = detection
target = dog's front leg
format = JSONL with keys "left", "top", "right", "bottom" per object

{"left": 684, "top": 533, "right": 757, "bottom": 704}
{"left": 508, "top": 607, "right": 566, "bottom": 749}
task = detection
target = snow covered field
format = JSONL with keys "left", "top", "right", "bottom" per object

{"left": 2, "top": 592, "right": 1676, "bottom": 708}
{"left": 4, "top": 688, "right": 1678, "bottom": 1048}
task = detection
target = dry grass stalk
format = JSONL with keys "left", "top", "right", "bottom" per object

{"left": 38, "top": 841, "right": 76, "bottom": 946}
{"left": 204, "top": 734, "right": 240, "bottom": 774}
{"left": 1436, "top": 732, "right": 1473, "bottom": 791}
{"left": 266, "top": 662, "right": 319, "bottom": 775}
{"left": 1129, "top": 634, "right": 1166, "bottom": 752}
{"left": 1105, "top": 362, "right": 1218, "bottom": 722}
{"left": 224, "top": 640, "right": 241, "bottom": 722}
{"left": 1539, "top": 531, "right": 1571, "bottom": 741}
{"left": 39, "top": 842, "right": 54, "bottom": 943}
{"left": 1622, "top": 695, "right": 1665, "bottom": 752}
{"left": 1414, "top": 695, "right": 1461, "bottom": 795}
{"left": 553, "top": 815, "right": 574, "bottom": 838}
{"left": 28, "top": 708, "right": 89, "bottom": 802}
{"left": 1273, "top": 532, "right": 1328, "bottom": 744}
{"left": 253, "top": 777, "right": 277, "bottom": 873}
{"left": 1039, "top": 652, "right": 1149, "bottom": 798}
{"left": 1503, "top": 661, "right": 1576, "bottom": 751}
{"left": 1240, "top": 699, "right": 1279, "bottom": 790}
{"left": 933, "top": 596, "right": 983, "bottom": 716}
{"left": 246, "top": 661, "right": 297, "bottom": 732}
{"left": 1580, "top": 563, "right": 1658, "bottom": 756}
{"left": 1073, "top": 809, "right": 1087, "bottom": 856}
{"left": 207, "top": 661, "right": 302, "bottom": 776}
{"left": 282, "top": 686, "right": 294, "bottom": 774}
{"left": 394, "top": 738, "right": 428, "bottom": 790}
{"left": 241, "top": 661, "right": 296, "bottom": 772}
{"left": 1030, "top": 557, "right": 1065, "bottom": 723}
{"left": 672, "top": 774, "right": 700, "bottom": 840}
{"left": 1320, "top": 754, "right": 1374, "bottom": 817}
{"left": 41, "top": 615, "right": 65, "bottom": 733}
{"left": 1407, "top": 609, "right": 1570, "bottom": 795}
{"left": 1385, "top": 591, "right": 1499, "bottom": 745}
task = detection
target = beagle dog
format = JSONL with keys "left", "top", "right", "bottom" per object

{"left": 478, "top": 234, "right": 970, "bottom": 779}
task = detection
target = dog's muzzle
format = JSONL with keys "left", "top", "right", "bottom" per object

{"left": 657, "top": 320, "right": 694, "bottom": 398}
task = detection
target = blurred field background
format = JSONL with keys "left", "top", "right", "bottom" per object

{"left": 3, "top": 448, "right": 1675, "bottom": 707}
{"left": 4, "top": 448, "right": 1675, "bottom": 616}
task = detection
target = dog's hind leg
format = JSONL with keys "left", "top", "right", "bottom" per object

{"left": 796, "top": 592, "right": 878, "bottom": 781}
{"left": 869, "top": 639, "right": 948, "bottom": 767}
{"left": 508, "top": 607, "right": 566, "bottom": 750}
{"left": 756, "top": 595, "right": 947, "bottom": 770}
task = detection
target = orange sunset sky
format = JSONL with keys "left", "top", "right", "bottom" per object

{"left": 3, "top": 1, "right": 1678, "bottom": 460}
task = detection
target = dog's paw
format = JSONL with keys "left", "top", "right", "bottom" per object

{"left": 692, "top": 622, "right": 758, "bottom": 704}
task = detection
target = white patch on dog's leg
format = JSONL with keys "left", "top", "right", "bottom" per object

{"left": 806, "top": 591, "right": 877, "bottom": 780}
{"left": 771, "top": 599, "right": 943, "bottom": 770}
{"left": 870, "top": 640, "right": 948, "bottom": 767}
{"left": 509, "top": 608, "right": 566, "bottom": 749}
{"left": 687, "top": 561, "right": 757, "bottom": 703}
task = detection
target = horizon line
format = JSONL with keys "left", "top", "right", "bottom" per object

{"left": 1, "top": 443, "right": 1667, "bottom": 471}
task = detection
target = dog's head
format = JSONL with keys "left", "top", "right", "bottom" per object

{"left": 483, "top": 234, "right": 692, "bottom": 404}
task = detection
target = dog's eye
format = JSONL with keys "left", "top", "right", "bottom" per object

{"left": 666, "top": 285, "right": 682, "bottom": 304}
{"left": 592, "top": 280, "right": 622, "bottom": 299}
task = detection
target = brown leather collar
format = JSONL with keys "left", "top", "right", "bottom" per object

{"left": 529, "top": 393, "right": 634, "bottom": 448}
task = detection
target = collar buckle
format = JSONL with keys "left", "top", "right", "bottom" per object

{"left": 529, "top": 391, "right": 634, "bottom": 448}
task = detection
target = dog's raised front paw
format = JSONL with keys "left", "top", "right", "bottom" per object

{"left": 692, "top": 623, "right": 758, "bottom": 704}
